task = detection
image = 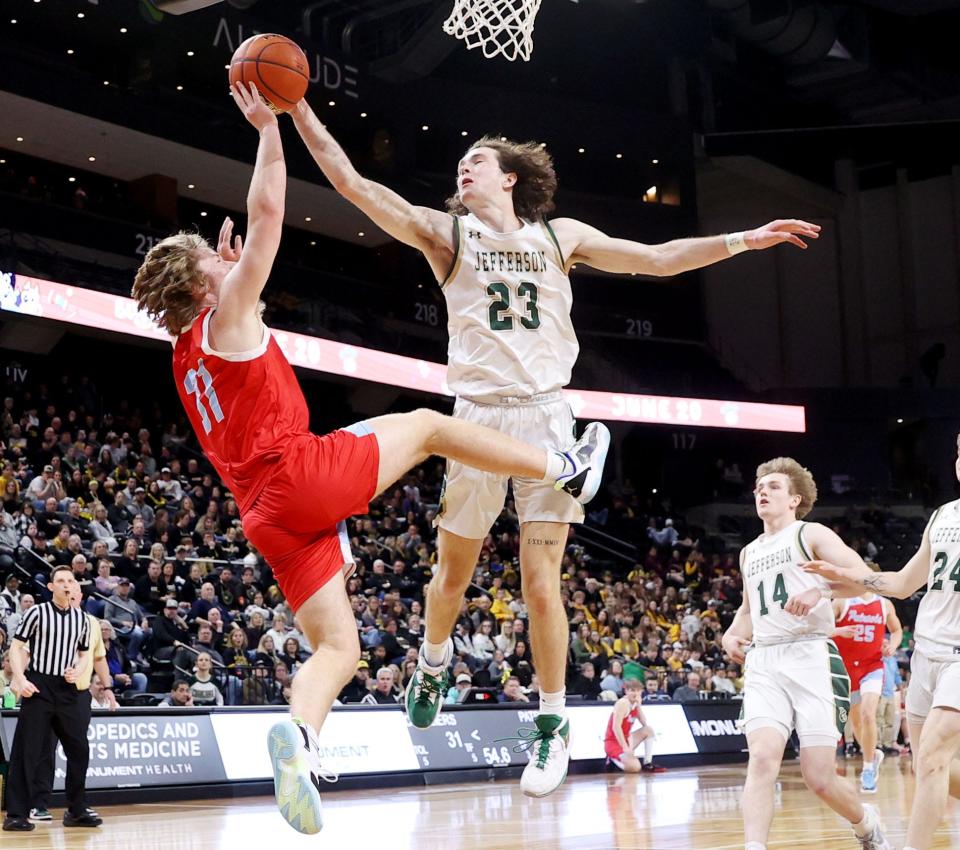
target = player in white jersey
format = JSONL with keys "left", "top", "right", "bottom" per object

{"left": 291, "top": 99, "right": 820, "bottom": 796}
{"left": 722, "top": 458, "right": 890, "bottom": 850}
{"left": 806, "top": 433, "right": 960, "bottom": 850}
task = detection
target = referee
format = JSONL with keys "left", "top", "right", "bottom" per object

{"left": 2, "top": 566, "right": 98, "bottom": 832}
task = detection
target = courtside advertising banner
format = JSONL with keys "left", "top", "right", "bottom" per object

{"left": 211, "top": 708, "right": 419, "bottom": 779}
{"left": 566, "top": 704, "right": 698, "bottom": 760}
{"left": 682, "top": 702, "right": 747, "bottom": 754}
{"left": 2, "top": 714, "right": 226, "bottom": 789}
{"left": 0, "top": 272, "right": 806, "bottom": 433}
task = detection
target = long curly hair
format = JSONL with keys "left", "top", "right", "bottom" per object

{"left": 131, "top": 233, "right": 210, "bottom": 335}
{"left": 446, "top": 135, "right": 558, "bottom": 221}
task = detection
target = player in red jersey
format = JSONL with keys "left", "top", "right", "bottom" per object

{"left": 132, "top": 82, "right": 608, "bottom": 835}
{"left": 832, "top": 573, "right": 902, "bottom": 793}
{"left": 604, "top": 678, "right": 665, "bottom": 773}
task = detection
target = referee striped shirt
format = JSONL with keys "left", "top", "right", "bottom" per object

{"left": 12, "top": 602, "right": 90, "bottom": 676}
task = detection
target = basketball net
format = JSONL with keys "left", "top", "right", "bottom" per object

{"left": 443, "top": 0, "right": 544, "bottom": 62}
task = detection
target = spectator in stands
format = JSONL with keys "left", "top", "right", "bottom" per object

{"left": 255, "top": 634, "right": 279, "bottom": 667}
{"left": 134, "top": 560, "right": 168, "bottom": 615}
{"left": 222, "top": 626, "right": 252, "bottom": 669}
{"left": 472, "top": 619, "right": 496, "bottom": 663}
{"left": 361, "top": 667, "right": 400, "bottom": 705}
{"left": 600, "top": 658, "right": 625, "bottom": 697}
{"left": 156, "top": 467, "right": 183, "bottom": 504}
{"left": 445, "top": 673, "right": 474, "bottom": 705}
{"left": 494, "top": 619, "right": 516, "bottom": 655}
{"left": 710, "top": 666, "right": 737, "bottom": 697}
{"left": 244, "top": 610, "right": 267, "bottom": 647}
{"left": 89, "top": 673, "right": 112, "bottom": 710}
{"left": 4, "top": 593, "right": 32, "bottom": 637}
{"left": 340, "top": 660, "right": 371, "bottom": 703}
{"left": 671, "top": 672, "right": 702, "bottom": 703}
{"left": 160, "top": 678, "right": 194, "bottom": 707}
{"left": 487, "top": 648, "right": 509, "bottom": 684}
{"left": 104, "top": 578, "right": 149, "bottom": 662}
{"left": 570, "top": 662, "right": 602, "bottom": 701}
{"left": 107, "top": 492, "right": 134, "bottom": 536}
{"left": 189, "top": 652, "right": 224, "bottom": 706}
{"left": 279, "top": 636, "right": 306, "bottom": 672}
{"left": 265, "top": 611, "right": 292, "bottom": 648}
{"left": 94, "top": 559, "right": 120, "bottom": 597}
{"left": 613, "top": 626, "right": 640, "bottom": 661}
{"left": 99, "top": 621, "right": 146, "bottom": 694}
{"left": 152, "top": 598, "right": 190, "bottom": 657}
{"left": 189, "top": 581, "right": 231, "bottom": 625}
{"left": 499, "top": 676, "right": 529, "bottom": 703}
{"left": 25, "top": 464, "right": 61, "bottom": 503}
{"left": 127, "top": 487, "right": 154, "bottom": 529}
{"left": 201, "top": 607, "right": 228, "bottom": 651}
{"left": 644, "top": 678, "right": 671, "bottom": 703}
{"left": 647, "top": 517, "right": 679, "bottom": 548}
{"left": 507, "top": 639, "right": 532, "bottom": 672}
{"left": 190, "top": 623, "right": 223, "bottom": 663}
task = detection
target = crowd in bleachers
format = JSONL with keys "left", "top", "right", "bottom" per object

{"left": 0, "top": 368, "right": 923, "bottom": 715}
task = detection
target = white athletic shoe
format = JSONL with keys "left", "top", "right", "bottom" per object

{"left": 267, "top": 718, "right": 337, "bottom": 834}
{"left": 856, "top": 804, "right": 892, "bottom": 850}
{"left": 517, "top": 714, "right": 571, "bottom": 798}
{"left": 554, "top": 422, "right": 610, "bottom": 505}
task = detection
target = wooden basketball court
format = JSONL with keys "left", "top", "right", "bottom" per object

{"left": 4, "top": 757, "right": 958, "bottom": 849}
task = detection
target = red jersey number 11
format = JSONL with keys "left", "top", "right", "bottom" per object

{"left": 184, "top": 359, "right": 224, "bottom": 435}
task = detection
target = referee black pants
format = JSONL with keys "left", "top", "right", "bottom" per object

{"left": 4, "top": 672, "right": 91, "bottom": 818}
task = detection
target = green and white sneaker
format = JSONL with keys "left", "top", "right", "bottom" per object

{"left": 267, "top": 718, "right": 336, "bottom": 835}
{"left": 404, "top": 639, "right": 452, "bottom": 728}
{"left": 518, "top": 714, "right": 571, "bottom": 798}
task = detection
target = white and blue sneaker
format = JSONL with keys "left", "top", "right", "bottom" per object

{"left": 856, "top": 804, "right": 891, "bottom": 850}
{"left": 554, "top": 422, "right": 610, "bottom": 505}
{"left": 860, "top": 762, "right": 878, "bottom": 793}
{"left": 268, "top": 718, "right": 337, "bottom": 834}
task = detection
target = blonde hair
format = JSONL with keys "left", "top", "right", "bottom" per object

{"left": 755, "top": 457, "right": 818, "bottom": 520}
{"left": 131, "top": 233, "right": 210, "bottom": 335}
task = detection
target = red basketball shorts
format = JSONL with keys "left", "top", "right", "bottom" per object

{"left": 242, "top": 424, "right": 379, "bottom": 611}
{"left": 846, "top": 659, "right": 884, "bottom": 694}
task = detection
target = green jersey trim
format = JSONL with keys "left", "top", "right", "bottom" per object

{"left": 441, "top": 215, "right": 463, "bottom": 288}
{"left": 796, "top": 522, "right": 813, "bottom": 562}
{"left": 542, "top": 219, "right": 566, "bottom": 269}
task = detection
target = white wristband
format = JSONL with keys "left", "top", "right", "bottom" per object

{"left": 725, "top": 232, "right": 748, "bottom": 255}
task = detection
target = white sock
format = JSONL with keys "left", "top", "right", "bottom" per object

{"left": 421, "top": 638, "right": 448, "bottom": 669}
{"left": 539, "top": 689, "right": 566, "bottom": 719}
{"left": 643, "top": 736, "right": 655, "bottom": 764}
{"left": 863, "top": 759, "right": 874, "bottom": 769}
{"left": 745, "top": 843, "right": 766, "bottom": 850}
{"left": 543, "top": 451, "right": 571, "bottom": 482}
{"left": 852, "top": 809, "right": 876, "bottom": 838}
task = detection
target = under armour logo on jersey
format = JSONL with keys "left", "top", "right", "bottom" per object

{"left": 467, "top": 229, "right": 482, "bottom": 240}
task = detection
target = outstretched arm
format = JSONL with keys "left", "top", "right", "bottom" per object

{"left": 215, "top": 82, "right": 285, "bottom": 327}
{"left": 549, "top": 218, "right": 821, "bottom": 277}
{"left": 803, "top": 521, "right": 932, "bottom": 600}
{"left": 290, "top": 100, "right": 453, "bottom": 263}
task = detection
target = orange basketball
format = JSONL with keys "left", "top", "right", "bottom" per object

{"left": 229, "top": 34, "right": 309, "bottom": 114}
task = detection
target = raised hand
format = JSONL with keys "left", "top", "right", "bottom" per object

{"left": 783, "top": 586, "right": 822, "bottom": 617}
{"left": 833, "top": 625, "right": 858, "bottom": 640}
{"left": 802, "top": 560, "right": 855, "bottom": 583}
{"left": 746, "top": 219, "right": 821, "bottom": 251}
{"left": 218, "top": 216, "right": 243, "bottom": 262}
{"left": 230, "top": 81, "right": 278, "bottom": 132}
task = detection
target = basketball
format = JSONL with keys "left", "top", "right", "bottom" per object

{"left": 228, "top": 34, "right": 309, "bottom": 114}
